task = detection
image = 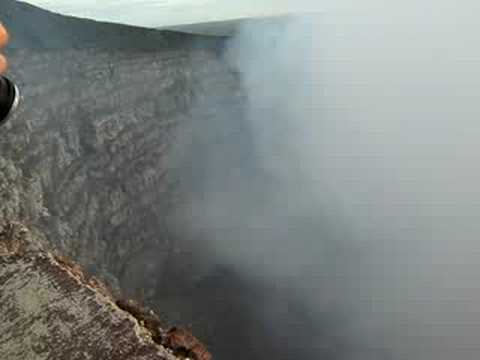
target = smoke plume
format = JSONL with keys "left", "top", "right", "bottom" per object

{"left": 171, "top": 7, "right": 480, "bottom": 359}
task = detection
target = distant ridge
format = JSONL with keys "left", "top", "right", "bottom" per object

{"left": 162, "top": 14, "right": 297, "bottom": 36}
{"left": 0, "top": 0, "right": 225, "bottom": 50}
{"left": 162, "top": 18, "right": 248, "bottom": 37}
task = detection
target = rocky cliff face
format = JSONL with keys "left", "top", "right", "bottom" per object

{"left": 1, "top": 0, "right": 240, "bottom": 279}
{"left": 2, "top": 45, "right": 240, "bottom": 295}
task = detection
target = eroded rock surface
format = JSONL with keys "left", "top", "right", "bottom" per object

{"left": 0, "top": 0, "right": 240, "bottom": 300}
{"left": 0, "top": 222, "right": 184, "bottom": 360}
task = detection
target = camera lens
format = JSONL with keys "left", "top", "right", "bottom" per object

{"left": 0, "top": 76, "right": 19, "bottom": 126}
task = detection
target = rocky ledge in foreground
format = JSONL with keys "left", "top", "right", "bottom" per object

{"left": 0, "top": 221, "right": 211, "bottom": 360}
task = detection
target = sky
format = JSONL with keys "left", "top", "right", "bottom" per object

{"left": 25, "top": 0, "right": 322, "bottom": 27}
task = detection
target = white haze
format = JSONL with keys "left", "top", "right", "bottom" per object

{"left": 175, "top": 6, "right": 480, "bottom": 359}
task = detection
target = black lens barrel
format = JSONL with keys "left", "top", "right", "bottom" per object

{"left": 0, "top": 76, "right": 19, "bottom": 126}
